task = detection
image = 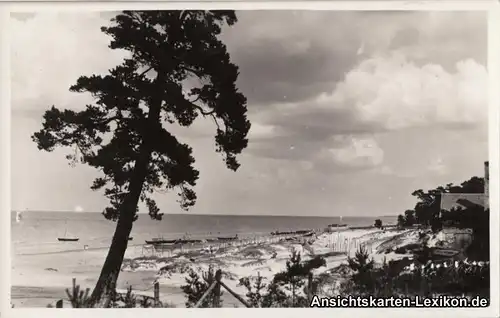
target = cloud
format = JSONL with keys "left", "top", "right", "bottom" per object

{"left": 247, "top": 52, "right": 487, "bottom": 168}
{"left": 223, "top": 11, "right": 487, "bottom": 172}
{"left": 318, "top": 136, "right": 384, "bottom": 169}
{"left": 10, "top": 11, "right": 489, "bottom": 217}
{"left": 327, "top": 53, "right": 488, "bottom": 130}
{"left": 11, "top": 12, "right": 128, "bottom": 116}
{"left": 247, "top": 122, "right": 278, "bottom": 140}
{"left": 220, "top": 11, "right": 486, "bottom": 108}
{"left": 10, "top": 12, "right": 36, "bottom": 22}
{"left": 427, "top": 156, "right": 448, "bottom": 175}
{"left": 389, "top": 12, "right": 487, "bottom": 70}
{"left": 221, "top": 11, "right": 363, "bottom": 105}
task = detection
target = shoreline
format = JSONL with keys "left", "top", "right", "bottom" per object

{"left": 11, "top": 227, "right": 414, "bottom": 308}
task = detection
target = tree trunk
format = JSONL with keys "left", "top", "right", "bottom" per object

{"left": 88, "top": 74, "right": 165, "bottom": 307}
{"left": 88, "top": 208, "right": 137, "bottom": 307}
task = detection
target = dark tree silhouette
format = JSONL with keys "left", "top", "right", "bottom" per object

{"left": 403, "top": 209, "right": 416, "bottom": 226}
{"left": 411, "top": 177, "right": 484, "bottom": 226}
{"left": 397, "top": 214, "right": 406, "bottom": 228}
{"left": 32, "top": 10, "right": 250, "bottom": 306}
{"left": 346, "top": 246, "right": 375, "bottom": 293}
{"left": 441, "top": 205, "right": 490, "bottom": 260}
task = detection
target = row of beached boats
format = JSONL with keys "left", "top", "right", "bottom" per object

{"left": 57, "top": 227, "right": 321, "bottom": 245}
{"left": 146, "top": 229, "right": 319, "bottom": 246}
{"left": 145, "top": 234, "right": 239, "bottom": 245}
{"left": 269, "top": 223, "right": 348, "bottom": 237}
{"left": 60, "top": 224, "right": 343, "bottom": 244}
{"left": 16, "top": 210, "right": 348, "bottom": 245}
{"left": 13, "top": 207, "right": 344, "bottom": 245}
{"left": 270, "top": 229, "right": 314, "bottom": 236}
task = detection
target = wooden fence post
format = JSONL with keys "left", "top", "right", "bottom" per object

{"left": 212, "top": 270, "right": 222, "bottom": 308}
{"left": 194, "top": 280, "right": 218, "bottom": 308}
{"left": 307, "top": 273, "right": 313, "bottom": 303}
{"left": 218, "top": 280, "right": 252, "bottom": 308}
{"left": 201, "top": 269, "right": 252, "bottom": 308}
{"left": 153, "top": 282, "right": 160, "bottom": 307}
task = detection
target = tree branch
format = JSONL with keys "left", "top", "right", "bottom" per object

{"left": 179, "top": 65, "right": 205, "bottom": 78}
{"left": 190, "top": 103, "right": 214, "bottom": 116}
{"left": 179, "top": 10, "right": 190, "bottom": 22}
{"left": 138, "top": 67, "right": 153, "bottom": 78}
{"left": 186, "top": 99, "right": 220, "bottom": 129}
{"left": 210, "top": 114, "right": 221, "bottom": 130}
{"left": 98, "top": 116, "right": 121, "bottom": 126}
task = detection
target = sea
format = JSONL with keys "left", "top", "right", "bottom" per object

{"left": 11, "top": 211, "right": 397, "bottom": 256}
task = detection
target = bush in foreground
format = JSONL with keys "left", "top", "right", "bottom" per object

{"left": 181, "top": 265, "right": 224, "bottom": 308}
{"left": 47, "top": 279, "right": 173, "bottom": 308}
{"left": 340, "top": 246, "right": 490, "bottom": 300}
{"left": 52, "top": 247, "right": 489, "bottom": 308}
{"left": 236, "top": 251, "right": 325, "bottom": 307}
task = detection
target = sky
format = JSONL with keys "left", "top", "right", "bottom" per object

{"left": 10, "top": 11, "right": 489, "bottom": 217}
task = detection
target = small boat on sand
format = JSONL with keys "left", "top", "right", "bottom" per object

{"left": 217, "top": 234, "right": 238, "bottom": 241}
{"left": 58, "top": 220, "right": 79, "bottom": 242}
{"left": 328, "top": 224, "right": 347, "bottom": 228}
{"left": 176, "top": 239, "right": 202, "bottom": 244}
{"left": 145, "top": 238, "right": 177, "bottom": 245}
{"left": 58, "top": 237, "right": 80, "bottom": 242}
{"left": 145, "top": 238, "right": 202, "bottom": 245}
{"left": 271, "top": 229, "right": 312, "bottom": 236}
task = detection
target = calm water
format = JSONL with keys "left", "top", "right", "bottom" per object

{"left": 11, "top": 211, "right": 396, "bottom": 255}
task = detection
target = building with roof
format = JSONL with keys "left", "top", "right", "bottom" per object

{"left": 440, "top": 161, "right": 489, "bottom": 212}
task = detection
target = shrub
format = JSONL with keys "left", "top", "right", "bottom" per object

{"left": 235, "top": 252, "right": 324, "bottom": 308}
{"left": 238, "top": 273, "right": 289, "bottom": 308}
{"left": 181, "top": 265, "right": 223, "bottom": 308}
{"left": 51, "top": 278, "right": 169, "bottom": 308}
{"left": 397, "top": 215, "right": 406, "bottom": 228}
{"left": 238, "top": 273, "right": 267, "bottom": 308}
{"left": 65, "top": 278, "right": 91, "bottom": 308}
{"left": 346, "top": 246, "right": 375, "bottom": 293}
{"left": 340, "top": 250, "right": 490, "bottom": 300}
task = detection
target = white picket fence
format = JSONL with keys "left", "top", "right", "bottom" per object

{"left": 327, "top": 234, "right": 374, "bottom": 256}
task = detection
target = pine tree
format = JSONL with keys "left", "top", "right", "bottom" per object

{"left": 239, "top": 273, "right": 267, "bottom": 307}
{"left": 32, "top": 10, "right": 250, "bottom": 306}
{"left": 181, "top": 266, "right": 223, "bottom": 308}
{"left": 272, "top": 251, "right": 307, "bottom": 307}
{"left": 347, "top": 246, "right": 375, "bottom": 294}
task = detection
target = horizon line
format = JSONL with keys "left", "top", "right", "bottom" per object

{"left": 11, "top": 209, "right": 399, "bottom": 218}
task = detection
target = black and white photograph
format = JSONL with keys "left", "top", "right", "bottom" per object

{"left": 5, "top": 4, "right": 499, "bottom": 314}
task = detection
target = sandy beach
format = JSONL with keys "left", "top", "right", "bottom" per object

{"left": 11, "top": 227, "right": 417, "bottom": 308}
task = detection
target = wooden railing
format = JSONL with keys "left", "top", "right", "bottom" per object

{"left": 195, "top": 269, "right": 251, "bottom": 308}
{"left": 194, "top": 269, "right": 316, "bottom": 308}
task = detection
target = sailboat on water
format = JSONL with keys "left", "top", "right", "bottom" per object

{"left": 58, "top": 220, "right": 79, "bottom": 242}
{"left": 15, "top": 211, "right": 23, "bottom": 223}
{"left": 327, "top": 216, "right": 347, "bottom": 229}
